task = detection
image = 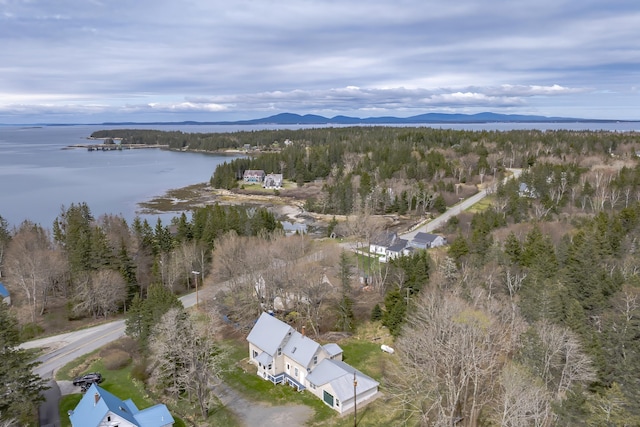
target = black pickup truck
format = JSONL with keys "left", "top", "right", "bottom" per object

{"left": 72, "top": 372, "right": 103, "bottom": 391}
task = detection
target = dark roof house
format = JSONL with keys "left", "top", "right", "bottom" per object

{"left": 408, "top": 232, "right": 447, "bottom": 250}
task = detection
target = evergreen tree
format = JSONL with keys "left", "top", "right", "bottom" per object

{"left": 336, "top": 251, "right": 355, "bottom": 331}
{"left": 125, "top": 283, "right": 182, "bottom": 350}
{"left": 0, "top": 304, "right": 49, "bottom": 424}
{"left": 382, "top": 290, "right": 406, "bottom": 337}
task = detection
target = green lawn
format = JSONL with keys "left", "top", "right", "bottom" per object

{"left": 57, "top": 331, "right": 400, "bottom": 426}
{"left": 57, "top": 345, "right": 209, "bottom": 427}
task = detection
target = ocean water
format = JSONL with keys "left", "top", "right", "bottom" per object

{"left": 0, "top": 125, "right": 245, "bottom": 229}
{"left": 1, "top": 122, "right": 637, "bottom": 229}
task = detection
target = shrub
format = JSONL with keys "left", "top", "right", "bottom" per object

{"left": 20, "top": 322, "right": 44, "bottom": 341}
{"left": 130, "top": 360, "right": 149, "bottom": 382}
{"left": 103, "top": 349, "right": 131, "bottom": 370}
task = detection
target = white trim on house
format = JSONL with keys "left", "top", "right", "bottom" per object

{"left": 246, "top": 313, "right": 378, "bottom": 412}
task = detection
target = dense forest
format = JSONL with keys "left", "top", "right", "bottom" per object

{"left": 3, "top": 126, "right": 640, "bottom": 425}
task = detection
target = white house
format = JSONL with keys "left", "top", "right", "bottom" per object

{"left": 246, "top": 313, "right": 379, "bottom": 412}
{"left": 243, "top": 170, "right": 266, "bottom": 184}
{"left": 369, "top": 232, "right": 401, "bottom": 255}
{"left": 263, "top": 173, "right": 284, "bottom": 189}
{"left": 69, "top": 383, "right": 173, "bottom": 427}
{"left": 381, "top": 238, "right": 411, "bottom": 263}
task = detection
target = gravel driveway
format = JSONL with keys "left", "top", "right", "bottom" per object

{"left": 213, "top": 382, "right": 313, "bottom": 427}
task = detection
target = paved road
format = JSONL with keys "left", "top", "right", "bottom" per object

{"left": 23, "top": 293, "right": 200, "bottom": 426}
{"left": 400, "top": 168, "right": 522, "bottom": 241}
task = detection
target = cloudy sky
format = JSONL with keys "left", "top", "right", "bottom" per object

{"left": 1, "top": 0, "right": 639, "bottom": 123}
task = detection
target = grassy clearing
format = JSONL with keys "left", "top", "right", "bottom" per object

{"left": 467, "top": 195, "right": 495, "bottom": 213}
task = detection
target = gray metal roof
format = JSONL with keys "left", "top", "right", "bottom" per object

{"left": 413, "top": 232, "right": 439, "bottom": 243}
{"left": 322, "top": 343, "right": 343, "bottom": 357}
{"left": 371, "top": 231, "right": 398, "bottom": 247}
{"left": 246, "top": 312, "right": 293, "bottom": 356}
{"left": 387, "top": 238, "right": 408, "bottom": 252}
{"left": 283, "top": 330, "right": 321, "bottom": 367}
{"left": 255, "top": 351, "right": 273, "bottom": 366}
{"left": 306, "top": 359, "right": 379, "bottom": 402}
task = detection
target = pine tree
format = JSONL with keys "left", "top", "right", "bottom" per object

{"left": 0, "top": 304, "right": 49, "bottom": 424}
{"left": 336, "top": 251, "right": 355, "bottom": 331}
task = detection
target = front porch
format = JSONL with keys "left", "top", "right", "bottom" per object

{"left": 257, "top": 370, "right": 306, "bottom": 391}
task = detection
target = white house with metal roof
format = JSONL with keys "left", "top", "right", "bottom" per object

{"left": 246, "top": 312, "right": 379, "bottom": 412}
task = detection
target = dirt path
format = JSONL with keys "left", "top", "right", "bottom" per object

{"left": 212, "top": 382, "right": 314, "bottom": 427}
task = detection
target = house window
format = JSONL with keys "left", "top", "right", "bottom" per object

{"left": 286, "top": 363, "right": 290, "bottom": 370}
{"left": 336, "top": 399, "right": 340, "bottom": 407}
{"left": 107, "top": 416, "right": 111, "bottom": 422}
{"left": 294, "top": 367, "right": 299, "bottom": 377}
{"left": 268, "top": 364, "right": 272, "bottom": 370}
{"left": 253, "top": 350, "right": 258, "bottom": 358}
{"left": 313, "top": 355, "right": 318, "bottom": 365}
{"left": 278, "top": 347, "right": 282, "bottom": 356}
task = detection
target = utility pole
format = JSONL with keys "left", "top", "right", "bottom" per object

{"left": 353, "top": 371, "right": 357, "bottom": 427}
{"left": 191, "top": 270, "right": 200, "bottom": 307}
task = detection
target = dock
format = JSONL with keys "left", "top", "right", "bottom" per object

{"left": 66, "top": 144, "right": 170, "bottom": 151}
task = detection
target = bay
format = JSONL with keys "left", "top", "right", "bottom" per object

{"left": 0, "top": 125, "right": 247, "bottom": 229}
{"left": 1, "top": 121, "right": 637, "bottom": 230}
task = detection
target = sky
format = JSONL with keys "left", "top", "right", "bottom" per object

{"left": 1, "top": 0, "right": 639, "bottom": 124}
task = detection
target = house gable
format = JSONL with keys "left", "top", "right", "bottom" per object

{"left": 246, "top": 312, "right": 294, "bottom": 357}
{"left": 409, "top": 232, "right": 447, "bottom": 249}
{"left": 369, "top": 232, "right": 399, "bottom": 254}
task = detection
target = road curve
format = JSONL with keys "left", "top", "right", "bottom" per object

{"left": 22, "top": 292, "right": 198, "bottom": 379}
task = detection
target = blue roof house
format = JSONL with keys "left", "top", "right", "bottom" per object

{"left": 247, "top": 312, "right": 379, "bottom": 413}
{"left": 0, "top": 282, "right": 10, "bottom": 305}
{"left": 68, "top": 383, "right": 174, "bottom": 427}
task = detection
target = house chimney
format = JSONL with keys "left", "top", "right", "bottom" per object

{"left": 301, "top": 325, "right": 306, "bottom": 337}
{"left": 94, "top": 393, "right": 100, "bottom": 406}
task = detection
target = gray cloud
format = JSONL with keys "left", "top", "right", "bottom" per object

{"left": 0, "top": 0, "right": 638, "bottom": 122}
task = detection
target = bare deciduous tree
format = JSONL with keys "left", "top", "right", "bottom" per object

{"left": 4, "top": 223, "right": 66, "bottom": 322}
{"left": 149, "top": 307, "right": 227, "bottom": 419}
{"left": 390, "top": 292, "right": 514, "bottom": 426}
{"left": 494, "top": 362, "right": 552, "bottom": 427}
{"left": 73, "top": 269, "right": 126, "bottom": 318}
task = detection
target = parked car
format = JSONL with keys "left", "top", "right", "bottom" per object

{"left": 72, "top": 372, "right": 103, "bottom": 387}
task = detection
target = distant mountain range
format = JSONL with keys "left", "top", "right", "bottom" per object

{"left": 98, "top": 112, "right": 628, "bottom": 126}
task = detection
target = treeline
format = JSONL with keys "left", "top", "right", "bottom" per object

{"left": 375, "top": 203, "right": 640, "bottom": 424}
{"left": 0, "top": 202, "right": 281, "bottom": 331}
{"left": 94, "top": 127, "right": 640, "bottom": 218}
